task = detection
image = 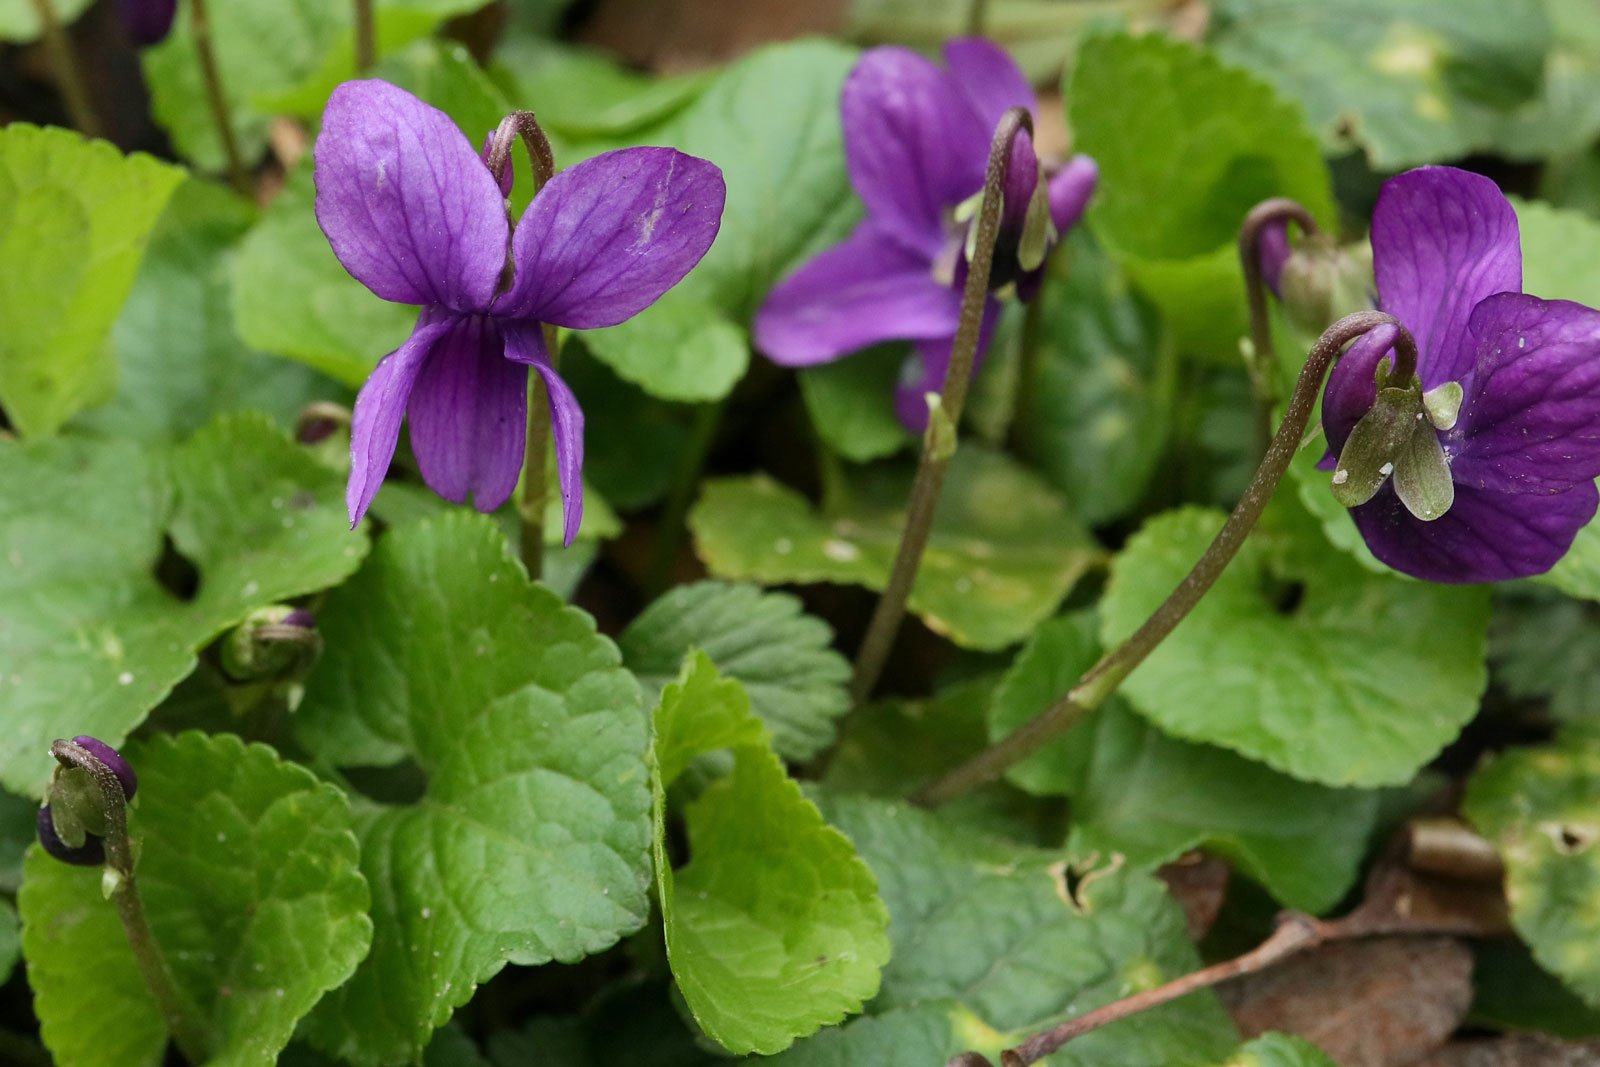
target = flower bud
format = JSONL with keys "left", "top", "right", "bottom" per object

{"left": 1278, "top": 237, "right": 1374, "bottom": 336}
{"left": 37, "top": 735, "right": 136, "bottom": 867}
{"left": 480, "top": 130, "right": 514, "bottom": 198}
{"left": 220, "top": 605, "right": 322, "bottom": 682}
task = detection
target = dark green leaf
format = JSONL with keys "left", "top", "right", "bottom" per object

{"left": 1100, "top": 500, "right": 1490, "bottom": 786}
{"left": 621, "top": 581, "right": 850, "bottom": 761}
{"left": 689, "top": 447, "right": 1099, "bottom": 650}
{"left": 294, "top": 514, "right": 652, "bottom": 1064}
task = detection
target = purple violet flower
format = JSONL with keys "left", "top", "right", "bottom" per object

{"left": 752, "top": 38, "right": 1097, "bottom": 431}
{"left": 117, "top": 0, "right": 177, "bottom": 46}
{"left": 1321, "top": 165, "right": 1600, "bottom": 583}
{"left": 315, "top": 80, "right": 726, "bottom": 543}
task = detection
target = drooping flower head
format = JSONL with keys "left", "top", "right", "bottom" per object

{"left": 38, "top": 736, "right": 138, "bottom": 867}
{"left": 753, "top": 39, "right": 1097, "bottom": 431}
{"left": 1321, "top": 166, "right": 1600, "bottom": 583}
{"left": 314, "top": 81, "right": 726, "bottom": 543}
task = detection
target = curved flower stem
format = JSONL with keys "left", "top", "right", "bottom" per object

{"left": 354, "top": 0, "right": 376, "bottom": 72}
{"left": 913, "top": 310, "right": 1416, "bottom": 807}
{"left": 1238, "top": 198, "right": 1323, "bottom": 458}
{"left": 49, "top": 740, "right": 209, "bottom": 1065}
{"left": 848, "top": 106, "right": 1033, "bottom": 706}
{"left": 27, "top": 0, "right": 102, "bottom": 138}
{"left": 189, "top": 0, "right": 251, "bottom": 197}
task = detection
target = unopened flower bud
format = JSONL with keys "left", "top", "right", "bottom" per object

{"left": 480, "top": 129, "right": 514, "bottom": 198}
{"left": 1279, "top": 237, "right": 1374, "bottom": 336}
{"left": 220, "top": 605, "right": 322, "bottom": 682}
{"left": 295, "top": 401, "right": 352, "bottom": 445}
{"left": 38, "top": 735, "right": 136, "bottom": 867}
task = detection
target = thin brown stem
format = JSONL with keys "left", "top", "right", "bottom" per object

{"left": 995, "top": 914, "right": 1327, "bottom": 1067}
{"left": 28, "top": 0, "right": 102, "bottom": 137}
{"left": 913, "top": 310, "right": 1416, "bottom": 807}
{"left": 50, "top": 741, "right": 209, "bottom": 1065}
{"left": 189, "top": 0, "right": 251, "bottom": 197}
{"left": 1239, "top": 198, "right": 1322, "bottom": 457}
{"left": 848, "top": 107, "right": 1033, "bottom": 706}
{"left": 354, "top": 0, "right": 376, "bottom": 71}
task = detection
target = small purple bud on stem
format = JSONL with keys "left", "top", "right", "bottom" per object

{"left": 480, "top": 131, "right": 514, "bottom": 198}
{"left": 219, "top": 605, "right": 323, "bottom": 683}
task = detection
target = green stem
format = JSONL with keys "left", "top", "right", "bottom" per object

{"left": 967, "top": 0, "right": 991, "bottom": 35}
{"left": 848, "top": 106, "right": 1034, "bottom": 707}
{"left": 1006, "top": 293, "right": 1048, "bottom": 452}
{"left": 912, "top": 310, "right": 1416, "bottom": 808}
{"left": 647, "top": 400, "right": 723, "bottom": 596}
{"left": 1238, "top": 198, "right": 1323, "bottom": 459}
{"left": 189, "top": 0, "right": 251, "bottom": 197}
{"left": 519, "top": 328, "right": 557, "bottom": 581}
{"left": 354, "top": 0, "right": 376, "bottom": 71}
{"left": 50, "top": 741, "right": 209, "bottom": 1065}
{"left": 28, "top": 0, "right": 102, "bottom": 138}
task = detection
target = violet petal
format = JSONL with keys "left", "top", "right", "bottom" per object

{"left": 1352, "top": 478, "right": 1598, "bottom": 583}
{"left": 71, "top": 736, "right": 137, "bottom": 800}
{"left": 496, "top": 147, "right": 725, "bottom": 329}
{"left": 504, "top": 325, "right": 585, "bottom": 547}
{"left": 892, "top": 299, "right": 1001, "bottom": 432}
{"left": 314, "top": 80, "right": 508, "bottom": 313}
{"left": 1321, "top": 322, "right": 1400, "bottom": 460}
{"left": 997, "top": 127, "right": 1040, "bottom": 241}
{"left": 843, "top": 47, "right": 989, "bottom": 259}
{"left": 1048, "top": 155, "right": 1098, "bottom": 236}
{"left": 1450, "top": 293, "right": 1600, "bottom": 494}
{"left": 754, "top": 223, "right": 963, "bottom": 367}
{"left": 406, "top": 315, "right": 528, "bottom": 514}
{"left": 1372, "top": 166, "right": 1520, "bottom": 387}
{"left": 1257, "top": 218, "right": 1291, "bottom": 298}
{"left": 37, "top": 806, "right": 105, "bottom": 867}
{"left": 942, "top": 37, "right": 1036, "bottom": 132}
{"left": 347, "top": 314, "right": 456, "bottom": 525}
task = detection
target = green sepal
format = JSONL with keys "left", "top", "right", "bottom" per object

{"left": 46, "top": 767, "right": 103, "bottom": 847}
{"left": 1391, "top": 419, "right": 1455, "bottom": 522}
{"left": 1423, "top": 381, "right": 1464, "bottom": 431}
{"left": 1330, "top": 384, "right": 1424, "bottom": 507}
{"left": 1017, "top": 179, "right": 1057, "bottom": 271}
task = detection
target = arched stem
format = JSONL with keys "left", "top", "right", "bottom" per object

{"left": 848, "top": 106, "right": 1033, "bottom": 706}
{"left": 912, "top": 310, "right": 1416, "bottom": 807}
{"left": 1238, "top": 198, "right": 1323, "bottom": 456}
